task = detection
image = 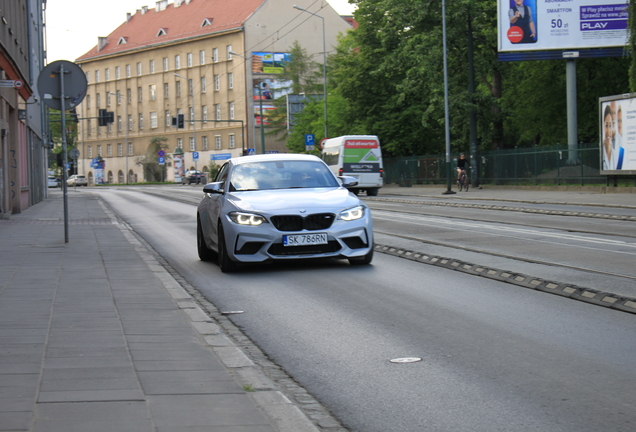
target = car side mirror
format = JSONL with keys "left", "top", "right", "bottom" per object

{"left": 202, "top": 181, "right": 224, "bottom": 194}
{"left": 338, "top": 176, "right": 359, "bottom": 188}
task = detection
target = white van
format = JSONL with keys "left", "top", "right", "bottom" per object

{"left": 321, "top": 135, "right": 383, "bottom": 196}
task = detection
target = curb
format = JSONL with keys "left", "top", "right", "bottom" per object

{"left": 374, "top": 243, "right": 636, "bottom": 315}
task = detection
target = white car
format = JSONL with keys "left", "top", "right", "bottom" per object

{"left": 47, "top": 177, "right": 60, "bottom": 188}
{"left": 197, "top": 154, "right": 374, "bottom": 272}
{"left": 67, "top": 174, "right": 88, "bottom": 186}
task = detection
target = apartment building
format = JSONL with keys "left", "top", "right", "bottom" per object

{"left": 0, "top": 0, "right": 46, "bottom": 216}
{"left": 75, "top": 0, "right": 351, "bottom": 183}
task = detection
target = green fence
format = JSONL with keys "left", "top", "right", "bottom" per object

{"left": 384, "top": 143, "right": 633, "bottom": 187}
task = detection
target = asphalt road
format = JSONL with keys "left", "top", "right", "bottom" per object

{"left": 93, "top": 186, "right": 636, "bottom": 432}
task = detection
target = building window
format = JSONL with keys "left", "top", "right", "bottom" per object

{"left": 95, "top": 70, "right": 100, "bottom": 83}
{"left": 107, "top": 93, "right": 112, "bottom": 106}
{"left": 175, "top": 55, "right": 181, "bottom": 69}
{"left": 118, "top": 143, "right": 123, "bottom": 156}
{"left": 150, "top": 111, "right": 157, "bottom": 128}
{"left": 85, "top": 71, "right": 90, "bottom": 83}
{"left": 149, "top": 84, "right": 156, "bottom": 101}
{"left": 86, "top": 94, "right": 91, "bottom": 109}
{"left": 200, "top": 50, "right": 205, "bottom": 65}
{"left": 202, "top": 136, "right": 208, "bottom": 150}
{"left": 166, "top": 110, "right": 171, "bottom": 126}
{"left": 116, "top": 90, "right": 122, "bottom": 104}
{"left": 128, "top": 114, "right": 133, "bottom": 131}
{"left": 214, "top": 75, "right": 220, "bottom": 91}
{"left": 127, "top": 88, "right": 132, "bottom": 103}
{"left": 212, "top": 48, "right": 218, "bottom": 63}
{"left": 190, "top": 136, "right": 196, "bottom": 151}
{"left": 228, "top": 73, "right": 233, "bottom": 89}
{"left": 163, "top": 57, "right": 169, "bottom": 71}
{"left": 215, "top": 104, "right": 221, "bottom": 120}
{"left": 149, "top": 59, "right": 155, "bottom": 73}
{"left": 107, "top": 122, "right": 112, "bottom": 133}
{"left": 164, "top": 83, "right": 169, "bottom": 98}
{"left": 187, "top": 53, "right": 192, "bottom": 67}
{"left": 126, "top": 64, "right": 131, "bottom": 77}
{"left": 177, "top": 138, "right": 183, "bottom": 150}
{"left": 97, "top": 145, "right": 102, "bottom": 156}
{"left": 88, "top": 120, "right": 92, "bottom": 135}
{"left": 138, "top": 87, "right": 143, "bottom": 102}
{"left": 97, "top": 93, "right": 101, "bottom": 108}
{"left": 138, "top": 113, "right": 144, "bottom": 129}
{"left": 88, "top": 146, "right": 93, "bottom": 158}
{"left": 117, "top": 116, "right": 122, "bottom": 131}
{"left": 215, "top": 135, "right": 221, "bottom": 149}
{"left": 107, "top": 144, "right": 112, "bottom": 157}
{"left": 229, "top": 134, "right": 236, "bottom": 149}
{"left": 115, "top": 66, "right": 120, "bottom": 79}
{"left": 137, "top": 62, "right": 142, "bottom": 75}
{"left": 105, "top": 68, "right": 110, "bottom": 81}
{"left": 128, "top": 142, "right": 133, "bottom": 155}
{"left": 227, "top": 45, "right": 233, "bottom": 60}
{"left": 190, "top": 107, "right": 194, "bottom": 124}
{"left": 229, "top": 102, "right": 234, "bottom": 119}
{"left": 176, "top": 81, "right": 181, "bottom": 97}
{"left": 201, "top": 77, "right": 206, "bottom": 93}
{"left": 202, "top": 106, "right": 208, "bottom": 122}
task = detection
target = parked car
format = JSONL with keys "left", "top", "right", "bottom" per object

{"left": 67, "top": 174, "right": 88, "bottom": 186}
{"left": 47, "top": 176, "right": 61, "bottom": 188}
{"left": 196, "top": 154, "right": 374, "bottom": 272}
{"left": 182, "top": 170, "right": 205, "bottom": 185}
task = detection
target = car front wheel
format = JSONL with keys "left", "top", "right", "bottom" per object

{"left": 348, "top": 248, "right": 373, "bottom": 266}
{"left": 217, "top": 222, "right": 237, "bottom": 272}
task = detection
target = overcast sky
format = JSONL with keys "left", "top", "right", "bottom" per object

{"left": 45, "top": 0, "right": 356, "bottom": 63}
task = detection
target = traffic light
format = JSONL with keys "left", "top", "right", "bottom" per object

{"left": 69, "top": 108, "right": 79, "bottom": 123}
{"left": 172, "top": 116, "right": 178, "bottom": 127}
{"left": 177, "top": 114, "right": 184, "bottom": 129}
{"left": 98, "top": 109, "right": 114, "bottom": 126}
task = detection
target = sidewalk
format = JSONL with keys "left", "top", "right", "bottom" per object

{"left": 0, "top": 191, "right": 319, "bottom": 432}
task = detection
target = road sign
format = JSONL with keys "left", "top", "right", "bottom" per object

{"left": 158, "top": 157, "right": 165, "bottom": 165}
{"left": 192, "top": 151, "right": 199, "bottom": 160}
{"left": 305, "top": 134, "right": 315, "bottom": 151}
{"left": 0, "top": 80, "right": 23, "bottom": 88}
{"left": 37, "top": 60, "right": 87, "bottom": 111}
{"left": 247, "top": 148, "right": 256, "bottom": 155}
{"left": 69, "top": 148, "right": 80, "bottom": 160}
{"left": 158, "top": 150, "right": 165, "bottom": 157}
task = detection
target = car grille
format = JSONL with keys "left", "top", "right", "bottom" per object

{"left": 268, "top": 240, "right": 341, "bottom": 256}
{"left": 270, "top": 213, "right": 335, "bottom": 232}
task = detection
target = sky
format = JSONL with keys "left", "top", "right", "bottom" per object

{"left": 45, "top": 0, "right": 356, "bottom": 63}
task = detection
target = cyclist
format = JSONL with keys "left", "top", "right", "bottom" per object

{"left": 456, "top": 153, "right": 470, "bottom": 184}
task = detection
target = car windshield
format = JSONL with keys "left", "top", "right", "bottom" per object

{"left": 229, "top": 160, "right": 340, "bottom": 191}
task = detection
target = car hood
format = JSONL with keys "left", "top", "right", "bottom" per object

{"left": 226, "top": 188, "right": 362, "bottom": 214}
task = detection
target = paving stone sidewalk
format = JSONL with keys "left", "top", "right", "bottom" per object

{"left": 0, "top": 192, "right": 318, "bottom": 432}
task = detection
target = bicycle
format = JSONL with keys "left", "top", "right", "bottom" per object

{"left": 457, "top": 169, "right": 469, "bottom": 192}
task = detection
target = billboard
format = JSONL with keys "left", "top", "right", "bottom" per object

{"left": 251, "top": 52, "right": 292, "bottom": 74}
{"left": 599, "top": 95, "right": 636, "bottom": 175}
{"left": 498, "top": 0, "right": 629, "bottom": 52}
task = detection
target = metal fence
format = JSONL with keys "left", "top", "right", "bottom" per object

{"left": 384, "top": 143, "right": 634, "bottom": 187}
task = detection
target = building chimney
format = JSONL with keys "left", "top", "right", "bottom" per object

{"left": 97, "top": 37, "right": 108, "bottom": 52}
{"left": 126, "top": 12, "right": 132, "bottom": 22}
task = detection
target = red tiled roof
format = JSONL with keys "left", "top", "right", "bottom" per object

{"left": 76, "top": 0, "right": 266, "bottom": 61}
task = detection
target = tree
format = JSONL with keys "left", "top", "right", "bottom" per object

{"left": 136, "top": 136, "right": 170, "bottom": 182}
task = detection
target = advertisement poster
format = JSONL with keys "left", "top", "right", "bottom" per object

{"left": 252, "top": 79, "right": 293, "bottom": 127}
{"left": 599, "top": 95, "right": 636, "bottom": 174}
{"left": 343, "top": 139, "right": 382, "bottom": 173}
{"left": 251, "top": 52, "right": 292, "bottom": 74}
{"left": 498, "top": 0, "right": 629, "bottom": 52}
{"left": 173, "top": 153, "right": 185, "bottom": 183}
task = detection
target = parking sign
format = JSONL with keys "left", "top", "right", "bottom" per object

{"left": 193, "top": 151, "right": 199, "bottom": 160}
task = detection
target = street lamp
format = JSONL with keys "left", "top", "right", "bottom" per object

{"left": 293, "top": 5, "right": 328, "bottom": 139}
{"left": 174, "top": 73, "right": 196, "bottom": 171}
{"left": 109, "top": 91, "right": 129, "bottom": 184}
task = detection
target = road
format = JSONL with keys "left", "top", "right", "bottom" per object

{"left": 91, "top": 185, "right": 636, "bottom": 432}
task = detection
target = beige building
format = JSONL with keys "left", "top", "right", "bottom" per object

{"left": 75, "top": 0, "right": 352, "bottom": 184}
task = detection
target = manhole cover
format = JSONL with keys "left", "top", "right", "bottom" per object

{"left": 390, "top": 357, "right": 422, "bottom": 364}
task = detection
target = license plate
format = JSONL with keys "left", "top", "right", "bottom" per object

{"left": 283, "top": 233, "right": 328, "bottom": 247}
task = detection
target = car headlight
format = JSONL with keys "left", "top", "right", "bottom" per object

{"left": 228, "top": 212, "right": 268, "bottom": 226}
{"left": 339, "top": 205, "right": 365, "bottom": 221}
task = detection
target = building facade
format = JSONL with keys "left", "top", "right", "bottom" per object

{"left": 0, "top": 0, "right": 46, "bottom": 216}
{"left": 75, "top": 0, "right": 351, "bottom": 184}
